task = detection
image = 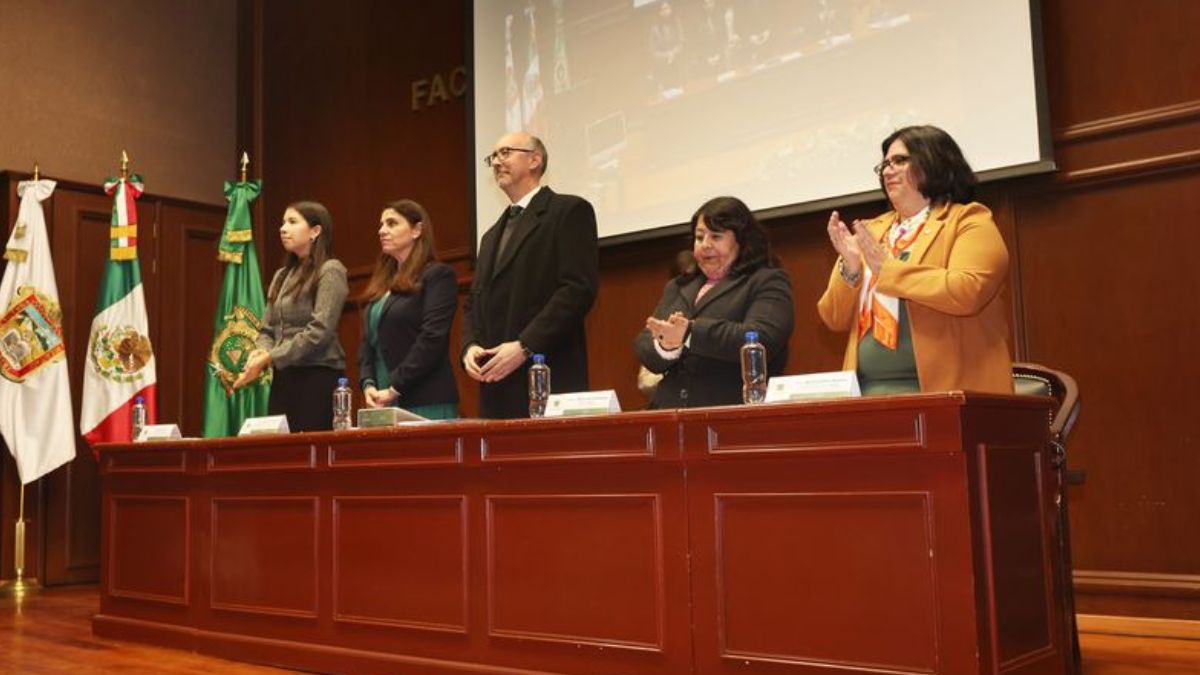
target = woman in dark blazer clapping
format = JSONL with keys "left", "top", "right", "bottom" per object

{"left": 358, "top": 199, "right": 459, "bottom": 419}
{"left": 634, "top": 196, "right": 794, "bottom": 408}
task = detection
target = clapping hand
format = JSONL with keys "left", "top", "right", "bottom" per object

{"left": 829, "top": 210, "right": 887, "bottom": 276}
{"left": 852, "top": 224, "right": 887, "bottom": 276}
{"left": 827, "top": 211, "right": 864, "bottom": 274}
{"left": 646, "top": 311, "right": 690, "bottom": 350}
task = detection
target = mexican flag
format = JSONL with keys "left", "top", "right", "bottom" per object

{"left": 202, "top": 179, "right": 270, "bottom": 437}
{"left": 80, "top": 173, "right": 157, "bottom": 445}
{"left": 0, "top": 179, "right": 76, "bottom": 483}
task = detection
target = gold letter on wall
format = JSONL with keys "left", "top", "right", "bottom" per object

{"left": 411, "top": 79, "right": 429, "bottom": 111}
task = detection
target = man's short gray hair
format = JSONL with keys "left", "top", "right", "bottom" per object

{"left": 529, "top": 135, "right": 548, "bottom": 176}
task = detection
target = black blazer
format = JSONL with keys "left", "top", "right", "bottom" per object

{"left": 462, "top": 187, "right": 599, "bottom": 418}
{"left": 634, "top": 266, "right": 794, "bottom": 408}
{"left": 358, "top": 262, "right": 459, "bottom": 407}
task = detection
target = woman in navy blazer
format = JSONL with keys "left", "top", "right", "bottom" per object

{"left": 358, "top": 199, "right": 459, "bottom": 418}
{"left": 634, "top": 196, "right": 794, "bottom": 408}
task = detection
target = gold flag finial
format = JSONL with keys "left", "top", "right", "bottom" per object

{"left": 32, "top": 162, "right": 39, "bottom": 181}
{"left": 120, "top": 150, "right": 130, "bottom": 178}
{"left": 239, "top": 151, "right": 249, "bottom": 182}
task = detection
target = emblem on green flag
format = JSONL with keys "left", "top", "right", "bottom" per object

{"left": 209, "top": 305, "right": 271, "bottom": 395}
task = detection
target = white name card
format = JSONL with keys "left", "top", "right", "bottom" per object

{"left": 135, "top": 424, "right": 182, "bottom": 442}
{"left": 545, "top": 390, "right": 621, "bottom": 417}
{"left": 238, "top": 415, "right": 290, "bottom": 436}
{"left": 765, "top": 370, "right": 862, "bottom": 403}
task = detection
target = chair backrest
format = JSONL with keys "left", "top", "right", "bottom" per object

{"left": 1014, "top": 363, "right": 1084, "bottom": 675}
{"left": 1012, "top": 362, "right": 1081, "bottom": 442}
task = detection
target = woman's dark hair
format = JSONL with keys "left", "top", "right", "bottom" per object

{"left": 685, "top": 196, "right": 776, "bottom": 280}
{"left": 880, "top": 125, "right": 977, "bottom": 206}
{"left": 269, "top": 200, "right": 334, "bottom": 303}
{"left": 361, "top": 199, "right": 439, "bottom": 303}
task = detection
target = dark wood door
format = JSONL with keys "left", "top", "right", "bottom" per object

{"left": 157, "top": 203, "right": 225, "bottom": 438}
{"left": 0, "top": 174, "right": 227, "bottom": 587}
{"left": 38, "top": 187, "right": 120, "bottom": 585}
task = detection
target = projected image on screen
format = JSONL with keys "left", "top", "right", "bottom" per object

{"left": 474, "top": 0, "right": 1047, "bottom": 242}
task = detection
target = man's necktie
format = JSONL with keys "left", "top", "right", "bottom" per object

{"left": 497, "top": 205, "right": 524, "bottom": 259}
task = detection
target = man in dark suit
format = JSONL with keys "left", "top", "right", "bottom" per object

{"left": 462, "top": 132, "right": 599, "bottom": 418}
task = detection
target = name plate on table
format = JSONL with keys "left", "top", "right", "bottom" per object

{"left": 358, "top": 407, "right": 429, "bottom": 428}
{"left": 136, "top": 424, "right": 181, "bottom": 442}
{"left": 545, "top": 390, "right": 621, "bottom": 417}
{"left": 238, "top": 415, "right": 290, "bottom": 436}
{"left": 765, "top": 370, "right": 861, "bottom": 403}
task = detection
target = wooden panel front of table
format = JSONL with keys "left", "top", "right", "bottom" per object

{"left": 94, "top": 393, "right": 1068, "bottom": 675}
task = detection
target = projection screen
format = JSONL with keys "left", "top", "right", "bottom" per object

{"left": 471, "top": 0, "right": 1051, "bottom": 245}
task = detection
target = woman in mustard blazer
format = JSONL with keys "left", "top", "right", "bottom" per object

{"left": 817, "top": 125, "right": 1012, "bottom": 395}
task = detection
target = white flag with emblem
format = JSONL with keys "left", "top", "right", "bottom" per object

{"left": 0, "top": 179, "right": 76, "bottom": 483}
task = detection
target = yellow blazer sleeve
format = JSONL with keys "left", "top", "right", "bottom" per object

{"left": 875, "top": 203, "right": 1009, "bottom": 317}
{"left": 816, "top": 258, "right": 863, "bottom": 331}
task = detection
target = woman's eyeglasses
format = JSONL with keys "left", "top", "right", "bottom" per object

{"left": 873, "top": 154, "right": 911, "bottom": 176}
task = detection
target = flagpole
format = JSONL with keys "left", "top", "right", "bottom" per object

{"left": 0, "top": 484, "right": 35, "bottom": 599}
{"left": 1, "top": 163, "right": 42, "bottom": 599}
{"left": 240, "top": 151, "right": 249, "bottom": 182}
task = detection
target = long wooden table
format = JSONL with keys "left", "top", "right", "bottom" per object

{"left": 93, "top": 393, "right": 1070, "bottom": 674}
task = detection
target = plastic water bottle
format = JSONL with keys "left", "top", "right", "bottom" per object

{"left": 740, "top": 331, "right": 768, "bottom": 404}
{"left": 131, "top": 395, "right": 147, "bottom": 441}
{"left": 528, "top": 354, "right": 551, "bottom": 418}
{"left": 333, "top": 377, "right": 353, "bottom": 430}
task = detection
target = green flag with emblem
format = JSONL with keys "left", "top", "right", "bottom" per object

{"left": 202, "top": 179, "right": 270, "bottom": 437}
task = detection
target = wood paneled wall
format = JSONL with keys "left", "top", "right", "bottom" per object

{"left": 242, "top": 0, "right": 476, "bottom": 413}
{"left": 0, "top": 175, "right": 226, "bottom": 585}
{"left": 1017, "top": 0, "right": 1200, "bottom": 619}
{"left": 0, "top": 0, "right": 237, "bottom": 204}
{"left": 0, "top": 0, "right": 238, "bottom": 587}
{"left": 247, "top": 0, "right": 1200, "bottom": 620}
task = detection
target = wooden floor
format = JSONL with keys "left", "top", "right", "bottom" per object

{"left": 0, "top": 585, "right": 288, "bottom": 674}
{"left": 2, "top": 585, "right": 1199, "bottom": 674}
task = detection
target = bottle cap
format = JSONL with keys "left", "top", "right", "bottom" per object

{"left": 135, "top": 395, "right": 144, "bottom": 404}
{"left": 338, "top": 377, "right": 348, "bottom": 386}
{"left": 745, "top": 330, "right": 759, "bottom": 342}
{"left": 533, "top": 354, "right": 546, "bottom": 364}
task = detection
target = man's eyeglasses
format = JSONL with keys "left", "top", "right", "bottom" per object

{"left": 483, "top": 146, "right": 536, "bottom": 166}
{"left": 873, "top": 154, "right": 911, "bottom": 176}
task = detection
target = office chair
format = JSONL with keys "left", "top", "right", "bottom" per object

{"left": 1013, "top": 362, "right": 1083, "bottom": 675}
